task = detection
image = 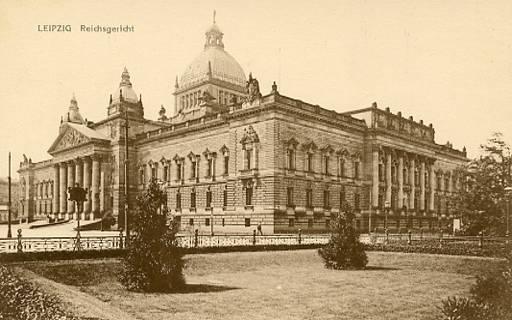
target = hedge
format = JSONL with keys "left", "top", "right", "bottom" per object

{"left": 1, "top": 241, "right": 509, "bottom": 263}
{"left": 0, "top": 244, "right": 324, "bottom": 263}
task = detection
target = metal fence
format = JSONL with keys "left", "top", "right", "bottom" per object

{"left": 0, "top": 229, "right": 507, "bottom": 254}
{"left": 0, "top": 230, "right": 330, "bottom": 253}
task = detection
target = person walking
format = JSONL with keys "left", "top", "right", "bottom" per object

{"left": 257, "top": 222, "right": 263, "bottom": 236}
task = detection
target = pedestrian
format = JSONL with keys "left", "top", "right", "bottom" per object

{"left": 257, "top": 222, "right": 263, "bottom": 236}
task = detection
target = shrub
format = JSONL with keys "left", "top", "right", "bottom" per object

{"left": 439, "top": 296, "right": 490, "bottom": 320}
{"left": 318, "top": 203, "right": 368, "bottom": 270}
{"left": 438, "top": 244, "right": 512, "bottom": 320}
{"left": 0, "top": 265, "right": 79, "bottom": 320}
{"left": 119, "top": 179, "right": 185, "bottom": 292}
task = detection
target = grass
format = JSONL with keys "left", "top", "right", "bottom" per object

{"left": 19, "top": 250, "right": 505, "bottom": 320}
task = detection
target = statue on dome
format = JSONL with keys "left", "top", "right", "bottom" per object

{"left": 158, "top": 105, "right": 168, "bottom": 121}
{"left": 199, "top": 90, "right": 216, "bottom": 106}
{"left": 245, "top": 73, "right": 262, "bottom": 103}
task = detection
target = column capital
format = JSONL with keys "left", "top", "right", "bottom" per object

{"left": 91, "top": 154, "right": 103, "bottom": 161}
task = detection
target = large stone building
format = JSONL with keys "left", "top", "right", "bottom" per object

{"left": 17, "top": 19, "right": 468, "bottom": 234}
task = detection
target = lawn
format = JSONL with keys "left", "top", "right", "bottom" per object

{"left": 18, "top": 250, "right": 504, "bottom": 320}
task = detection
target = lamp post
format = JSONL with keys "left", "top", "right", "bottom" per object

{"left": 7, "top": 152, "right": 12, "bottom": 238}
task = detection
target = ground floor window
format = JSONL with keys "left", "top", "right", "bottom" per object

{"left": 189, "top": 218, "right": 194, "bottom": 226}
{"left": 289, "top": 218, "right": 295, "bottom": 227}
{"left": 245, "top": 218, "right": 251, "bottom": 227}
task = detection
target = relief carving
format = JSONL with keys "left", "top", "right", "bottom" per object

{"left": 55, "top": 129, "right": 89, "bottom": 151}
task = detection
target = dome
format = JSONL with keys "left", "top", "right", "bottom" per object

{"left": 111, "top": 67, "right": 138, "bottom": 103}
{"left": 178, "top": 21, "right": 246, "bottom": 90}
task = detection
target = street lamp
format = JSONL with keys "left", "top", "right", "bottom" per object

{"left": 504, "top": 186, "right": 512, "bottom": 240}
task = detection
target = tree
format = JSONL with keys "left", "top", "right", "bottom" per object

{"left": 318, "top": 202, "right": 368, "bottom": 270}
{"left": 119, "top": 179, "right": 185, "bottom": 292}
{"left": 450, "top": 133, "right": 512, "bottom": 236}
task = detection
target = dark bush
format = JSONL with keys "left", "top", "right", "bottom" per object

{"left": 119, "top": 179, "right": 185, "bottom": 292}
{"left": 0, "top": 265, "right": 79, "bottom": 320}
{"left": 318, "top": 203, "right": 368, "bottom": 270}
{"left": 439, "top": 296, "right": 490, "bottom": 320}
{"left": 438, "top": 244, "right": 512, "bottom": 320}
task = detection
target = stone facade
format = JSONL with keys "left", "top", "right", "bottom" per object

{"left": 17, "top": 20, "right": 468, "bottom": 234}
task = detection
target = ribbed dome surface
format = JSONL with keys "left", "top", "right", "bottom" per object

{"left": 179, "top": 46, "right": 246, "bottom": 89}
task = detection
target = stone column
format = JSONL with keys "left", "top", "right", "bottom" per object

{"left": 385, "top": 151, "right": 392, "bottom": 205}
{"left": 420, "top": 161, "right": 426, "bottom": 211}
{"left": 100, "top": 170, "right": 105, "bottom": 213}
{"left": 59, "top": 163, "right": 67, "bottom": 219}
{"left": 448, "top": 172, "right": 453, "bottom": 193}
{"left": 83, "top": 157, "right": 92, "bottom": 217}
{"left": 74, "top": 159, "right": 83, "bottom": 220}
{"left": 409, "top": 157, "right": 416, "bottom": 210}
{"left": 429, "top": 165, "right": 436, "bottom": 211}
{"left": 53, "top": 164, "right": 60, "bottom": 219}
{"left": 398, "top": 154, "right": 404, "bottom": 208}
{"left": 372, "top": 148, "right": 379, "bottom": 207}
{"left": 92, "top": 156, "right": 100, "bottom": 217}
{"left": 67, "top": 161, "right": 75, "bottom": 218}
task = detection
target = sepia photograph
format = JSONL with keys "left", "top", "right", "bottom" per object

{"left": 0, "top": 0, "right": 511, "bottom": 319}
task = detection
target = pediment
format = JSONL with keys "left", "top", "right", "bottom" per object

{"left": 48, "top": 124, "right": 109, "bottom": 155}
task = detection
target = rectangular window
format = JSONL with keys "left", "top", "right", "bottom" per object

{"left": 205, "top": 218, "right": 210, "bottom": 226}
{"left": 206, "top": 190, "right": 212, "bottom": 208}
{"left": 354, "top": 193, "right": 360, "bottom": 211}
{"left": 176, "top": 163, "right": 182, "bottom": 180}
{"left": 189, "top": 218, "right": 194, "bottom": 226}
{"left": 324, "top": 156, "right": 329, "bottom": 175}
{"left": 190, "top": 191, "right": 196, "bottom": 208}
{"left": 306, "top": 189, "right": 313, "bottom": 208}
{"left": 191, "top": 161, "right": 196, "bottom": 179}
{"left": 323, "top": 190, "right": 330, "bottom": 209}
{"left": 287, "top": 187, "right": 294, "bottom": 207}
{"left": 245, "top": 149, "right": 252, "bottom": 170}
{"left": 307, "top": 153, "right": 313, "bottom": 172}
{"left": 339, "top": 159, "right": 345, "bottom": 177}
{"left": 354, "top": 161, "right": 360, "bottom": 179}
{"left": 222, "top": 218, "right": 225, "bottom": 227}
{"left": 151, "top": 166, "right": 157, "bottom": 180}
{"left": 287, "top": 149, "right": 295, "bottom": 170}
{"left": 379, "top": 164, "right": 384, "bottom": 182}
{"left": 340, "top": 190, "right": 345, "bottom": 208}
{"left": 224, "top": 156, "right": 229, "bottom": 175}
{"left": 163, "top": 166, "right": 168, "bottom": 182}
{"left": 246, "top": 186, "right": 253, "bottom": 205}
{"left": 207, "top": 159, "right": 213, "bottom": 177}
{"left": 289, "top": 218, "right": 295, "bottom": 227}
{"left": 325, "top": 219, "right": 331, "bottom": 229}
{"left": 176, "top": 192, "right": 181, "bottom": 209}
{"left": 245, "top": 218, "right": 251, "bottom": 227}
{"left": 223, "top": 188, "right": 228, "bottom": 207}
{"left": 308, "top": 219, "right": 313, "bottom": 229}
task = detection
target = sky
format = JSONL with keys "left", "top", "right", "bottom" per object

{"left": 0, "top": 0, "right": 511, "bottom": 178}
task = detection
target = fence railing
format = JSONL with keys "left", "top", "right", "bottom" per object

{"left": 0, "top": 229, "right": 330, "bottom": 253}
{"left": 0, "top": 229, "right": 508, "bottom": 254}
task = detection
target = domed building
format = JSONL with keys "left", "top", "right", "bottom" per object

{"left": 172, "top": 19, "right": 247, "bottom": 121}
{"left": 17, "top": 16, "right": 468, "bottom": 235}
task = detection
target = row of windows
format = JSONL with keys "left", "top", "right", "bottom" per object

{"left": 180, "top": 90, "right": 244, "bottom": 109}
{"left": 286, "top": 187, "right": 361, "bottom": 211}
{"left": 187, "top": 217, "right": 253, "bottom": 227}
{"left": 140, "top": 155, "right": 230, "bottom": 184}
{"left": 286, "top": 149, "right": 360, "bottom": 178}
{"left": 174, "top": 186, "right": 254, "bottom": 209}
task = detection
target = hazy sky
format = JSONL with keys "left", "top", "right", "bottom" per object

{"left": 1, "top": 0, "right": 511, "bottom": 177}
